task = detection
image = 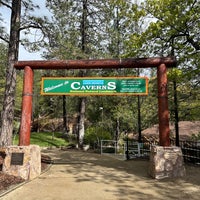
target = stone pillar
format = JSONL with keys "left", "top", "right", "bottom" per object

{"left": 149, "top": 145, "right": 185, "bottom": 179}
{"left": 3, "top": 145, "right": 41, "bottom": 180}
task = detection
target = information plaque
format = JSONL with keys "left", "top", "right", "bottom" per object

{"left": 11, "top": 153, "right": 24, "bottom": 165}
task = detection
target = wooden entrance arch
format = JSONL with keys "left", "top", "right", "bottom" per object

{"left": 14, "top": 56, "right": 176, "bottom": 147}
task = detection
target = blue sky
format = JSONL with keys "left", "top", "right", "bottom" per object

{"left": 0, "top": 0, "right": 50, "bottom": 60}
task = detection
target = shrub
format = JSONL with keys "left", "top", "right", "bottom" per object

{"left": 84, "top": 126, "right": 112, "bottom": 148}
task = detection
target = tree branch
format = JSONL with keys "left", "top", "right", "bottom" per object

{"left": 0, "top": 0, "right": 12, "bottom": 9}
{"left": 0, "top": 35, "right": 9, "bottom": 43}
{"left": 186, "top": 36, "right": 200, "bottom": 51}
{"left": 19, "top": 24, "right": 42, "bottom": 32}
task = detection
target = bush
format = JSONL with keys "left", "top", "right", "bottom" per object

{"left": 84, "top": 126, "right": 112, "bottom": 148}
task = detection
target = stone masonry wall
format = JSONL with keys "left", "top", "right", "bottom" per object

{"left": 149, "top": 145, "right": 186, "bottom": 179}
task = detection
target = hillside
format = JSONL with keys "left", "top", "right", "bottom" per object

{"left": 142, "top": 121, "right": 200, "bottom": 141}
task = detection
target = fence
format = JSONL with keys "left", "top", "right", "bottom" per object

{"left": 101, "top": 140, "right": 118, "bottom": 154}
{"left": 124, "top": 139, "right": 158, "bottom": 160}
{"left": 100, "top": 140, "right": 153, "bottom": 160}
{"left": 100, "top": 139, "right": 200, "bottom": 165}
{"left": 126, "top": 139, "right": 200, "bottom": 165}
{"left": 100, "top": 140, "right": 126, "bottom": 160}
{"left": 170, "top": 139, "right": 200, "bottom": 165}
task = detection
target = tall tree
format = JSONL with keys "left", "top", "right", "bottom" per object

{"left": 0, "top": 42, "right": 7, "bottom": 111}
{"left": 0, "top": 0, "right": 47, "bottom": 146}
{"left": 0, "top": 0, "right": 21, "bottom": 146}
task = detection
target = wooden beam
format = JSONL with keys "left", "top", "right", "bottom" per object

{"left": 15, "top": 57, "right": 176, "bottom": 70}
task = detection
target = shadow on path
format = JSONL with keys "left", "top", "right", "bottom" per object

{"left": 41, "top": 148, "right": 200, "bottom": 200}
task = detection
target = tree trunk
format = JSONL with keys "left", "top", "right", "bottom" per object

{"left": 137, "top": 95, "right": 142, "bottom": 143}
{"left": 116, "top": 117, "right": 120, "bottom": 141}
{"left": 173, "top": 80, "right": 179, "bottom": 146}
{"left": 76, "top": 0, "right": 88, "bottom": 148}
{"left": 0, "top": 0, "right": 21, "bottom": 147}
{"left": 77, "top": 97, "right": 86, "bottom": 148}
{"left": 171, "top": 39, "right": 179, "bottom": 146}
{"left": 81, "top": 0, "right": 87, "bottom": 53}
{"left": 62, "top": 95, "right": 68, "bottom": 134}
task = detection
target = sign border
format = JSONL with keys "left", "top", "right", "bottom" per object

{"left": 41, "top": 76, "right": 148, "bottom": 96}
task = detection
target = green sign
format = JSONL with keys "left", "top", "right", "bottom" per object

{"left": 41, "top": 77, "right": 148, "bottom": 96}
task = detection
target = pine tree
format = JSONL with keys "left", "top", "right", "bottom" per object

{"left": 0, "top": 0, "right": 48, "bottom": 146}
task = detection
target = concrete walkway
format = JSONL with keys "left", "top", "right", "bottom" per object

{"left": 1, "top": 149, "right": 200, "bottom": 200}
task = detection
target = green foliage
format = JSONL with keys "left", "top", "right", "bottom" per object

{"left": 128, "top": 0, "right": 200, "bottom": 60}
{"left": 126, "top": 0, "right": 200, "bottom": 124}
{"left": 167, "top": 68, "right": 183, "bottom": 82}
{"left": 84, "top": 126, "right": 112, "bottom": 147}
{"left": 86, "top": 95, "right": 139, "bottom": 135}
{"left": 167, "top": 67, "right": 200, "bottom": 121}
{"left": 15, "top": 72, "right": 23, "bottom": 118}
{"left": 140, "top": 78, "right": 158, "bottom": 129}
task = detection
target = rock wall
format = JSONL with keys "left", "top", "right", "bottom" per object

{"left": 3, "top": 145, "right": 41, "bottom": 180}
{"left": 149, "top": 145, "right": 185, "bottom": 179}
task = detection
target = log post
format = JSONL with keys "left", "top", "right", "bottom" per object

{"left": 19, "top": 66, "right": 33, "bottom": 146}
{"left": 157, "top": 64, "right": 170, "bottom": 146}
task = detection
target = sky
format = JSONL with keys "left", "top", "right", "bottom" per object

{"left": 0, "top": 0, "right": 50, "bottom": 61}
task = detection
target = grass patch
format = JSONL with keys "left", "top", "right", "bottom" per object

{"left": 13, "top": 132, "right": 69, "bottom": 147}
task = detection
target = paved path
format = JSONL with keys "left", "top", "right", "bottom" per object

{"left": 1, "top": 149, "right": 200, "bottom": 200}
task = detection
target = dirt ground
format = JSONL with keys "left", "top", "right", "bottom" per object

{"left": 0, "top": 149, "right": 200, "bottom": 200}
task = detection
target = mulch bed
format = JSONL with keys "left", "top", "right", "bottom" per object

{"left": 0, "top": 172, "right": 25, "bottom": 192}
{"left": 0, "top": 154, "right": 51, "bottom": 193}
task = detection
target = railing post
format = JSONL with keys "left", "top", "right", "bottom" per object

{"left": 19, "top": 66, "right": 33, "bottom": 146}
{"left": 126, "top": 137, "right": 129, "bottom": 160}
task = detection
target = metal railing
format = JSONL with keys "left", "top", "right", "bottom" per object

{"left": 125, "top": 140, "right": 154, "bottom": 160}
{"left": 100, "top": 139, "right": 200, "bottom": 165}
{"left": 170, "top": 139, "right": 200, "bottom": 165}
{"left": 126, "top": 139, "right": 200, "bottom": 165}
{"left": 101, "top": 140, "right": 118, "bottom": 154}
{"left": 100, "top": 140, "right": 126, "bottom": 160}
